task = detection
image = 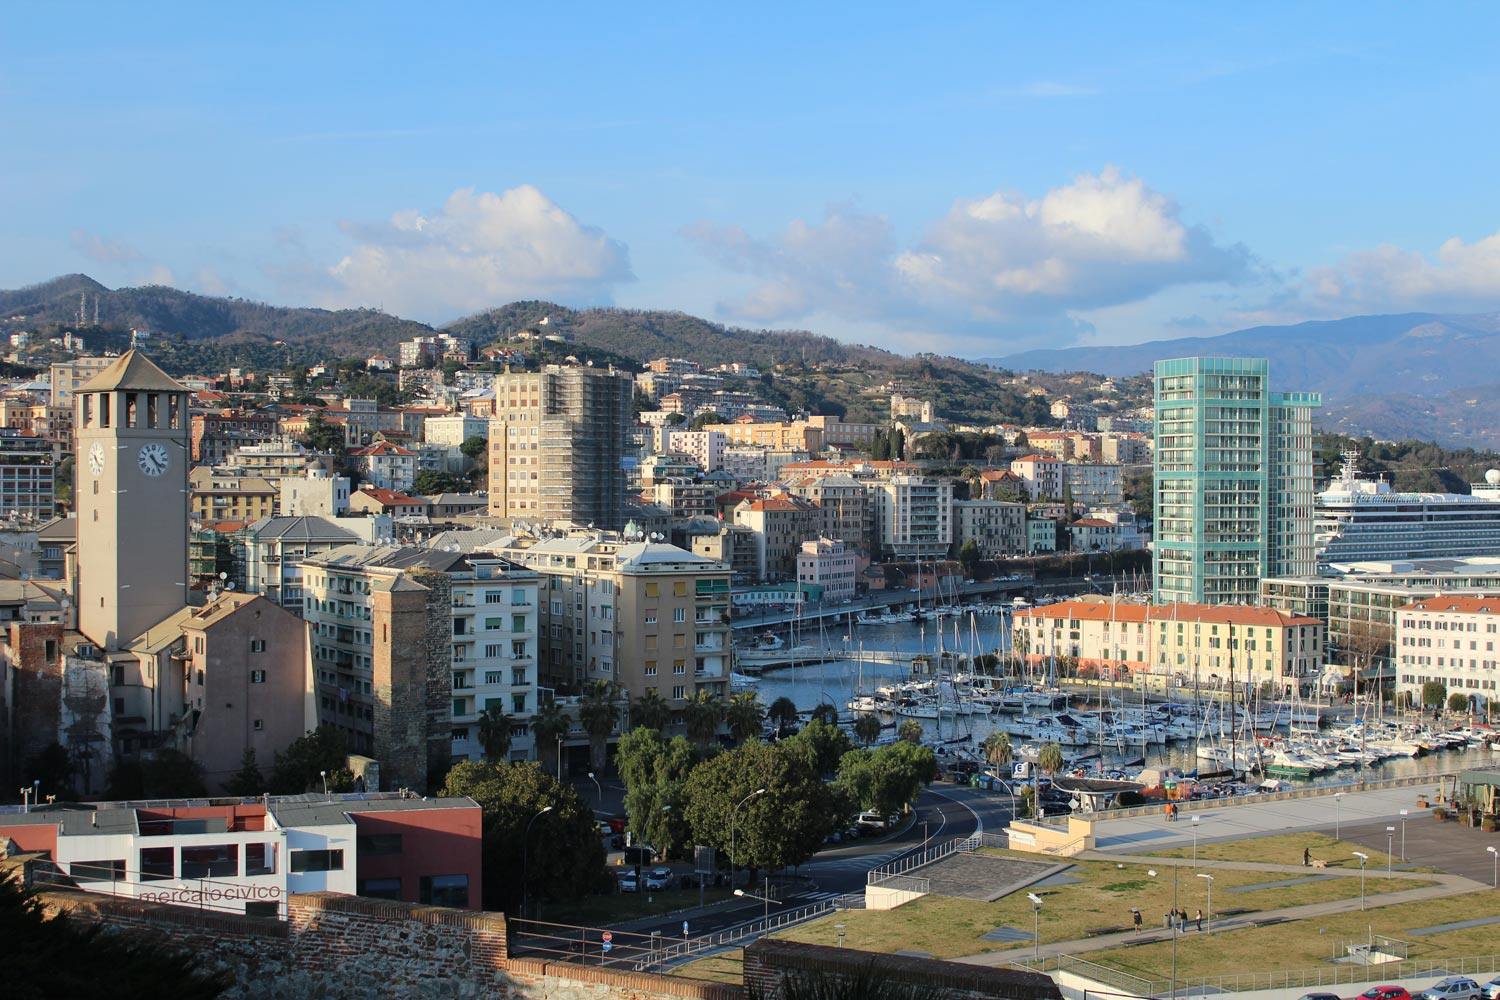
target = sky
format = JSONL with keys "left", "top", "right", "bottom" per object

{"left": 4, "top": 3, "right": 1499, "bottom": 358}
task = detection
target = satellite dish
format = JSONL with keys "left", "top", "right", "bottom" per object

{"left": 219, "top": 572, "right": 228, "bottom": 580}
{"left": 1486, "top": 469, "right": 1500, "bottom": 485}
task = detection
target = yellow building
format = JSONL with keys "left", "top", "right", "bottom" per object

{"left": 1011, "top": 596, "right": 1324, "bottom": 685}
{"left": 189, "top": 466, "right": 279, "bottom": 522}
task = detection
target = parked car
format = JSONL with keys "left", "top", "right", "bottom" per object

{"left": 607, "top": 815, "right": 627, "bottom": 834}
{"left": 1296, "top": 993, "right": 1342, "bottom": 1000}
{"left": 1418, "top": 979, "right": 1481, "bottom": 1000}
{"left": 616, "top": 872, "right": 639, "bottom": 893}
{"left": 645, "top": 867, "right": 673, "bottom": 891}
{"left": 1480, "top": 976, "right": 1500, "bottom": 1000}
{"left": 1358, "top": 987, "right": 1413, "bottom": 1000}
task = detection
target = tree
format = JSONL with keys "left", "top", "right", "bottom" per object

{"left": 853, "top": 713, "right": 882, "bottom": 746}
{"left": 1422, "top": 680, "right": 1448, "bottom": 709}
{"left": 616, "top": 728, "right": 698, "bottom": 857}
{"left": 836, "top": 741, "right": 936, "bottom": 818}
{"left": 411, "top": 469, "right": 468, "bottom": 496}
{"left": 0, "top": 867, "right": 232, "bottom": 1000}
{"left": 725, "top": 692, "right": 766, "bottom": 745}
{"left": 690, "top": 411, "right": 725, "bottom": 430}
{"left": 578, "top": 681, "right": 621, "bottom": 770}
{"left": 871, "top": 429, "right": 890, "bottom": 461}
{"left": 683, "top": 742, "right": 845, "bottom": 881}
{"left": 631, "top": 689, "right": 671, "bottom": 731}
{"left": 983, "top": 731, "right": 1013, "bottom": 772}
{"left": 897, "top": 719, "right": 924, "bottom": 744}
{"left": 54, "top": 456, "right": 74, "bottom": 510}
{"left": 682, "top": 690, "right": 723, "bottom": 749}
{"left": 891, "top": 426, "right": 906, "bottom": 461}
{"left": 1448, "top": 691, "right": 1472, "bottom": 714}
{"left": 223, "top": 748, "right": 264, "bottom": 796}
{"left": 439, "top": 760, "right": 608, "bottom": 914}
{"left": 299, "top": 410, "right": 345, "bottom": 455}
{"left": 109, "top": 749, "right": 209, "bottom": 801}
{"left": 269, "top": 727, "right": 352, "bottom": 794}
{"left": 767, "top": 696, "right": 799, "bottom": 737}
{"left": 478, "top": 706, "right": 515, "bottom": 762}
{"left": 24, "top": 743, "right": 74, "bottom": 800}
{"left": 1013, "top": 429, "right": 1029, "bottom": 449}
{"left": 530, "top": 698, "right": 571, "bottom": 778}
{"left": 810, "top": 701, "right": 838, "bottom": 726}
{"left": 664, "top": 412, "right": 687, "bottom": 426}
{"left": 957, "top": 539, "right": 981, "bottom": 576}
{"left": 460, "top": 435, "right": 488, "bottom": 463}
{"left": 784, "top": 718, "right": 853, "bottom": 776}
{"left": 1038, "top": 742, "right": 1065, "bottom": 776}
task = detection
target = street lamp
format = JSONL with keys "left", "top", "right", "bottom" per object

{"left": 1386, "top": 826, "right": 1395, "bottom": 878}
{"left": 1352, "top": 851, "right": 1369, "bottom": 910}
{"left": 734, "top": 885, "right": 782, "bottom": 925}
{"left": 521, "top": 806, "right": 554, "bottom": 920}
{"left": 1399, "top": 808, "right": 1408, "bottom": 862}
{"left": 587, "top": 771, "right": 602, "bottom": 806}
{"left": 1488, "top": 846, "right": 1497, "bottom": 889}
{"left": 1333, "top": 791, "right": 1343, "bottom": 840}
{"left": 1191, "top": 815, "right": 1201, "bottom": 867}
{"left": 1027, "top": 893, "right": 1044, "bottom": 962}
{"left": 1196, "top": 873, "right": 1214, "bottom": 933}
{"left": 835, "top": 922, "right": 846, "bottom": 948}
{"left": 1148, "top": 869, "right": 1179, "bottom": 999}
{"left": 729, "top": 787, "right": 767, "bottom": 887}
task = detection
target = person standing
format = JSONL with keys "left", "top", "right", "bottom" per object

{"left": 1303, "top": 846, "right": 1311, "bottom": 867}
{"left": 1195, "top": 908, "right": 1204, "bottom": 932}
{"left": 1133, "top": 908, "right": 1143, "bottom": 934}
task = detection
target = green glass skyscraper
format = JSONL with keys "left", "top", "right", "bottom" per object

{"left": 1153, "top": 357, "right": 1320, "bottom": 605}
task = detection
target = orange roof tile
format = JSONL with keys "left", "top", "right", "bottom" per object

{"left": 1013, "top": 598, "right": 1321, "bottom": 628}
{"left": 1400, "top": 595, "right": 1500, "bottom": 615}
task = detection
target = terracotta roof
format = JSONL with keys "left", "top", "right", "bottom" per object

{"left": 1013, "top": 598, "right": 1321, "bottom": 628}
{"left": 1012, "top": 454, "right": 1060, "bottom": 463}
{"left": 77, "top": 350, "right": 186, "bottom": 394}
{"left": 350, "top": 441, "right": 415, "bottom": 457}
{"left": 740, "top": 495, "right": 818, "bottom": 512}
{"left": 1401, "top": 595, "right": 1500, "bottom": 615}
{"left": 1070, "top": 518, "right": 1114, "bottom": 527}
{"left": 355, "top": 486, "right": 428, "bottom": 507}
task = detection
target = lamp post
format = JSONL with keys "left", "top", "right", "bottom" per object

{"left": 1196, "top": 873, "right": 1214, "bottom": 933}
{"left": 835, "top": 923, "right": 846, "bottom": 948}
{"left": 729, "top": 787, "right": 766, "bottom": 887}
{"left": 1488, "top": 846, "right": 1497, "bottom": 889}
{"left": 521, "top": 805, "right": 554, "bottom": 920}
{"left": 587, "top": 771, "right": 602, "bottom": 806}
{"left": 1386, "top": 826, "right": 1395, "bottom": 878}
{"left": 556, "top": 734, "right": 565, "bottom": 782}
{"left": 1399, "top": 808, "right": 1408, "bottom": 862}
{"left": 1191, "top": 815, "right": 1201, "bottom": 867}
{"left": 1027, "top": 893, "right": 1044, "bottom": 963}
{"left": 1352, "top": 851, "right": 1369, "bottom": 909}
{"left": 734, "top": 885, "right": 781, "bottom": 926}
{"left": 1333, "top": 791, "right": 1343, "bottom": 840}
{"left": 1148, "top": 869, "right": 1178, "bottom": 999}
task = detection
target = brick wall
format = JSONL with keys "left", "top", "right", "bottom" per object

{"left": 406, "top": 569, "right": 454, "bottom": 791}
{"left": 7, "top": 621, "right": 64, "bottom": 783}
{"left": 743, "top": 939, "right": 1062, "bottom": 1000}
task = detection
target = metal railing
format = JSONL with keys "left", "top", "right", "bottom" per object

{"left": 865, "top": 834, "right": 980, "bottom": 885}
{"left": 639, "top": 893, "right": 866, "bottom": 973}
{"left": 866, "top": 873, "right": 929, "bottom": 894}
{"left": 33, "top": 860, "right": 288, "bottom": 919}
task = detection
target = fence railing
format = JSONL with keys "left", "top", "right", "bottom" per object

{"left": 866, "top": 873, "right": 930, "bottom": 894}
{"left": 32, "top": 859, "right": 288, "bottom": 919}
{"left": 865, "top": 834, "right": 979, "bottom": 884}
{"left": 636, "top": 893, "right": 866, "bottom": 973}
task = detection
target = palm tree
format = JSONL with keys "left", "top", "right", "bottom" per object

{"left": 1037, "top": 741, "right": 1065, "bottom": 776}
{"left": 767, "top": 696, "right": 799, "bottom": 738}
{"left": 631, "top": 688, "right": 670, "bottom": 731}
{"left": 724, "top": 692, "right": 766, "bottom": 745}
{"left": 811, "top": 701, "right": 838, "bottom": 726}
{"left": 897, "top": 719, "right": 924, "bottom": 744}
{"left": 477, "top": 706, "right": 515, "bottom": 762}
{"left": 529, "top": 697, "right": 571, "bottom": 777}
{"left": 578, "top": 681, "right": 621, "bottom": 770}
{"left": 853, "top": 713, "right": 882, "bottom": 745}
{"left": 682, "top": 690, "right": 723, "bottom": 749}
{"left": 982, "top": 731, "right": 1012, "bottom": 772}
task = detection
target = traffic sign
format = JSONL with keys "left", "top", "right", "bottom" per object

{"left": 602, "top": 931, "right": 613, "bottom": 943}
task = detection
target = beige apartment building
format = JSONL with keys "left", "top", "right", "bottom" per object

{"left": 1012, "top": 597, "right": 1324, "bottom": 686}
{"left": 1394, "top": 595, "right": 1500, "bottom": 708}
{"left": 189, "top": 466, "right": 279, "bottom": 522}
{"left": 488, "top": 365, "right": 634, "bottom": 529}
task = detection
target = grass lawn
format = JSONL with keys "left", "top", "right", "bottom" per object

{"left": 767, "top": 856, "right": 1431, "bottom": 961}
{"left": 1141, "top": 832, "right": 1442, "bottom": 874}
{"left": 675, "top": 950, "right": 745, "bottom": 984}
{"left": 1086, "top": 887, "right": 1500, "bottom": 983}
{"left": 539, "top": 885, "right": 736, "bottom": 925}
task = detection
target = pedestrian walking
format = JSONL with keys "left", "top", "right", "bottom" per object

{"left": 1176, "top": 909, "right": 1187, "bottom": 932}
{"left": 1302, "top": 847, "right": 1311, "bottom": 867}
{"left": 1132, "top": 908, "right": 1142, "bottom": 933}
{"left": 1195, "top": 908, "right": 1203, "bottom": 932}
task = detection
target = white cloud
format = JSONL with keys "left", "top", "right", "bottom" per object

{"left": 1300, "top": 232, "right": 1500, "bottom": 315}
{"left": 325, "top": 185, "right": 632, "bottom": 320}
{"left": 70, "top": 229, "right": 143, "bottom": 266}
{"left": 685, "top": 167, "right": 1249, "bottom": 346}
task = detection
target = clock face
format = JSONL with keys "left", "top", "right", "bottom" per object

{"left": 137, "top": 442, "right": 170, "bottom": 477}
{"left": 88, "top": 442, "right": 106, "bottom": 477}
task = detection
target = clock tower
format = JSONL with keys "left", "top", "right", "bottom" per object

{"left": 75, "top": 350, "right": 190, "bottom": 650}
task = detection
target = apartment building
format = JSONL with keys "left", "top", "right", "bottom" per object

{"left": 488, "top": 365, "right": 634, "bottom": 530}
{"left": 784, "top": 475, "right": 874, "bottom": 556}
{"left": 1153, "top": 357, "right": 1320, "bottom": 605}
{"left": 1012, "top": 597, "right": 1324, "bottom": 685}
{"left": 189, "top": 467, "right": 278, "bottom": 522}
{"left": 952, "top": 499, "right": 1026, "bottom": 559}
{"left": 873, "top": 476, "right": 953, "bottom": 560}
{"left": 241, "top": 515, "right": 393, "bottom": 612}
{"left": 191, "top": 409, "right": 281, "bottom": 463}
{"left": 1009, "top": 455, "right": 1064, "bottom": 500}
{"left": 1394, "top": 595, "right": 1500, "bottom": 708}
{"left": 734, "top": 494, "right": 822, "bottom": 581}
{"left": 796, "top": 538, "right": 857, "bottom": 601}
{"left": 348, "top": 440, "right": 417, "bottom": 493}
{"left": 301, "top": 546, "right": 540, "bottom": 785}
{"left": 0, "top": 428, "right": 55, "bottom": 521}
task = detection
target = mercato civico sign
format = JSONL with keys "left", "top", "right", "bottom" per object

{"left": 138, "top": 884, "right": 286, "bottom": 905}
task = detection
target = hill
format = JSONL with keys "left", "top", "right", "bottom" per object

{"left": 988, "top": 312, "right": 1500, "bottom": 401}
{"left": 0, "top": 274, "right": 436, "bottom": 357}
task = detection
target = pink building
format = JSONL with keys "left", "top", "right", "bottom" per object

{"left": 797, "top": 537, "right": 857, "bottom": 601}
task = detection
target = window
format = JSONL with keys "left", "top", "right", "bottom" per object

{"left": 673, "top": 608, "right": 686, "bottom": 623}
{"left": 512, "top": 641, "right": 527, "bottom": 658}
{"left": 673, "top": 661, "right": 686, "bottom": 675}
{"left": 250, "top": 639, "right": 266, "bottom": 653}
{"left": 71, "top": 859, "right": 125, "bottom": 882}
{"left": 357, "top": 833, "right": 403, "bottom": 856}
{"left": 644, "top": 661, "right": 657, "bottom": 677}
{"left": 644, "top": 614, "right": 657, "bottom": 625}
{"left": 672, "top": 685, "right": 686, "bottom": 699}
{"left": 246, "top": 901, "right": 280, "bottom": 918}
{"left": 512, "top": 615, "right": 527, "bottom": 633}
{"left": 182, "top": 844, "right": 239, "bottom": 879}
{"left": 253, "top": 718, "right": 264, "bottom": 732}
{"left": 420, "top": 874, "right": 469, "bottom": 907}
{"left": 645, "top": 582, "right": 659, "bottom": 598}
{"left": 358, "top": 877, "right": 402, "bottom": 900}
{"left": 290, "top": 849, "right": 344, "bottom": 873}
{"left": 674, "top": 581, "right": 688, "bottom": 597}
{"left": 140, "top": 847, "right": 174, "bottom": 881}
{"left": 250, "top": 669, "right": 266, "bottom": 684}
{"left": 246, "top": 843, "right": 276, "bottom": 876}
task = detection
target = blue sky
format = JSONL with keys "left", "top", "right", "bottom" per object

{"left": 4, "top": 3, "right": 1498, "bottom": 356}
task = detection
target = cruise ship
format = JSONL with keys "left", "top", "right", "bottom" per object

{"left": 1314, "top": 451, "right": 1500, "bottom": 571}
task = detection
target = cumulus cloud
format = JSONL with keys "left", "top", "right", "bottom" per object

{"left": 1300, "top": 232, "right": 1500, "bottom": 315}
{"left": 71, "top": 229, "right": 143, "bottom": 266}
{"left": 325, "top": 185, "right": 632, "bottom": 320}
{"left": 685, "top": 167, "right": 1250, "bottom": 345}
